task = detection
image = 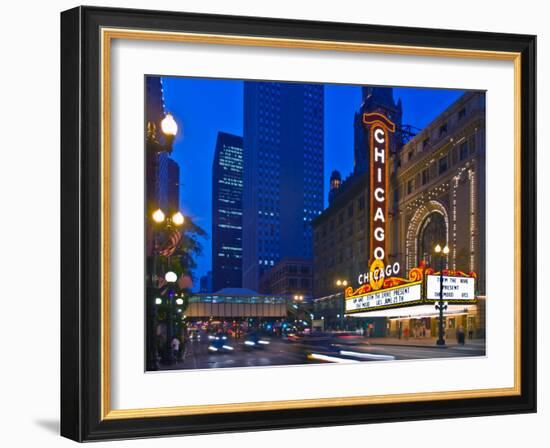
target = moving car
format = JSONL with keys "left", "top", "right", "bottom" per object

{"left": 207, "top": 333, "right": 234, "bottom": 354}
{"left": 243, "top": 331, "right": 270, "bottom": 349}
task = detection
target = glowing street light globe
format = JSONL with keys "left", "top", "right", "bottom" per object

{"left": 435, "top": 244, "right": 442, "bottom": 253}
{"left": 165, "top": 271, "right": 177, "bottom": 283}
{"left": 152, "top": 208, "right": 165, "bottom": 223}
{"left": 443, "top": 245, "right": 450, "bottom": 255}
{"left": 155, "top": 298, "right": 162, "bottom": 305}
{"left": 160, "top": 113, "right": 178, "bottom": 137}
{"left": 172, "top": 211, "right": 185, "bottom": 226}
{"left": 175, "top": 298, "right": 184, "bottom": 305}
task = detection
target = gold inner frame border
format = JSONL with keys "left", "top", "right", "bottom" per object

{"left": 100, "top": 27, "right": 522, "bottom": 420}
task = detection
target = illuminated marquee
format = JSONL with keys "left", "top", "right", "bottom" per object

{"left": 345, "top": 282, "right": 422, "bottom": 313}
{"left": 346, "top": 265, "right": 425, "bottom": 313}
{"left": 425, "top": 270, "right": 477, "bottom": 303}
{"left": 345, "top": 265, "right": 477, "bottom": 314}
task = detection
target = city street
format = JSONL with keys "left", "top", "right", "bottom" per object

{"left": 159, "top": 335, "right": 486, "bottom": 370}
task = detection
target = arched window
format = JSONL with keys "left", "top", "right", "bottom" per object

{"left": 417, "top": 212, "right": 446, "bottom": 267}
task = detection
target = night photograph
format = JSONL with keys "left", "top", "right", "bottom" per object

{"left": 145, "top": 76, "right": 486, "bottom": 371}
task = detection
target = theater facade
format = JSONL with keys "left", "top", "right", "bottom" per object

{"left": 312, "top": 90, "right": 486, "bottom": 340}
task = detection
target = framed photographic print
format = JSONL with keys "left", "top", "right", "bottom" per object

{"left": 60, "top": 6, "right": 537, "bottom": 442}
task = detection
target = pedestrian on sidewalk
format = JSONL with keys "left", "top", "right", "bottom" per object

{"left": 457, "top": 325, "right": 465, "bottom": 345}
{"left": 171, "top": 336, "right": 181, "bottom": 363}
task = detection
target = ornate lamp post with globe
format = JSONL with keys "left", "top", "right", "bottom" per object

{"left": 335, "top": 279, "right": 348, "bottom": 330}
{"left": 145, "top": 111, "right": 180, "bottom": 370}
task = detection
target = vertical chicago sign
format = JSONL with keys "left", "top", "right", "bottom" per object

{"left": 364, "top": 112, "right": 395, "bottom": 290}
{"left": 345, "top": 111, "right": 424, "bottom": 314}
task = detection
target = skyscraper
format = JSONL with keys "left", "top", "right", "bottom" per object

{"left": 145, "top": 76, "right": 171, "bottom": 257}
{"left": 353, "top": 86, "right": 402, "bottom": 175}
{"left": 242, "top": 81, "right": 324, "bottom": 291}
{"left": 212, "top": 132, "right": 244, "bottom": 292}
{"left": 166, "top": 158, "right": 180, "bottom": 213}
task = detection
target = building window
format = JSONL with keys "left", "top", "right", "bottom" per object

{"left": 338, "top": 212, "right": 344, "bottom": 225}
{"left": 408, "top": 150, "right": 414, "bottom": 161}
{"left": 407, "top": 179, "right": 414, "bottom": 195}
{"left": 439, "top": 155, "right": 448, "bottom": 174}
{"left": 348, "top": 204, "right": 354, "bottom": 218}
{"left": 459, "top": 141, "right": 468, "bottom": 161}
{"left": 458, "top": 107, "right": 466, "bottom": 120}
{"left": 439, "top": 123, "right": 448, "bottom": 137}
{"left": 422, "top": 137, "right": 430, "bottom": 149}
{"left": 422, "top": 168, "right": 429, "bottom": 185}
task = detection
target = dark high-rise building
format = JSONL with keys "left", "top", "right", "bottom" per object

{"left": 353, "top": 86, "right": 402, "bottom": 175}
{"left": 212, "top": 132, "right": 244, "bottom": 292}
{"left": 145, "top": 76, "right": 173, "bottom": 213}
{"left": 145, "top": 76, "right": 170, "bottom": 257}
{"left": 199, "top": 271, "right": 213, "bottom": 293}
{"left": 242, "top": 81, "right": 324, "bottom": 290}
{"left": 166, "top": 158, "right": 180, "bottom": 213}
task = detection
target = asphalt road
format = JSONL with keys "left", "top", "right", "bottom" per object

{"left": 160, "top": 336, "right": 486, "bottom": 371}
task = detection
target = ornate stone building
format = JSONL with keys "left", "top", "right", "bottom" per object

{"left": 389, "top": 90, "right": 486, "bottom": 295}
{"left": 312, "top": 90, "right": 486, "bottom": 339}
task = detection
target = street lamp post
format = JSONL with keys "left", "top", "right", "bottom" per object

{"left": 164, "top": 271, "right": 178, "bottom": 363}
{"left": 145, "top": 112, "right": 179, "bottom": 371}
{"left": 152, "top": 211, "right": 184, "bottom": 366}
{"left": 434, "top": 243, "right": 450, "bottom": 346}
{"left": 335, "top": 279, "right": 348, "bottom": 330}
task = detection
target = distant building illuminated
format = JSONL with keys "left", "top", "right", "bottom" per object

{"left": 212, "top": 132, "right": 244, "bottom": 292}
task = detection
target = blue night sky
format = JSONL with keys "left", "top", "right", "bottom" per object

{"left": 161, "top": 77, "right": 465, "bottom": 287}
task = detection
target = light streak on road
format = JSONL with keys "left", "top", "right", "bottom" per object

{"left": 307, "top": 353, "right": 360, "bottom": 363}
{"left": 339, "top": 350, "right": 395, "bottom": 361}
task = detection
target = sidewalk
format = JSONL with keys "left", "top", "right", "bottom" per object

{"left": 360, "top": 337, "right": 486, "bottom": 349}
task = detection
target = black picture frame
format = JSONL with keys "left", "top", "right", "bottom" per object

{"left": 61, "top": 5, "right": 536, "bottom": 442}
